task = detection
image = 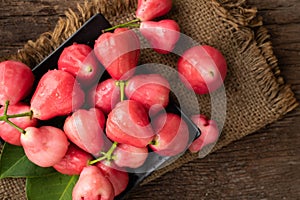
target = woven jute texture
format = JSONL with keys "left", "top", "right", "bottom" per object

{"left": 0, "top": 0, "right": 298, "bottom": 199}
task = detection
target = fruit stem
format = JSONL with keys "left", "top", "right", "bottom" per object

{"left": 5, "top": 119, "right": 26, "bottom": 134}
{"left": 3, "top": 100, "right": 9, "bottom": 116}
{"left": 115, "top": 80, "right": 128, "bottom": 102}
{"left": 149, "top": 140, "right": 158, "bottom": 146}
{"left": 6, "top": 110, "right": 33, "bottom": 119}
{"left": 106, "top": 141, "right": 118, "bottom": 160}
{"left": 126, "top": 24, "right": 141, "bottom": 28}
{"left": 89, "top": 141, "right": 118, "bottom": 165}
{"left": 85, "top": 66, "right": 93, "bottom": 73}
{"left": 102, "top": 19, "right": 140, "bottom": 33}
{"left": 88, "top": 155, "right": 106, "bottom": 165}
{"left": 0, "top": 100, "right": 27, "bottom": 134}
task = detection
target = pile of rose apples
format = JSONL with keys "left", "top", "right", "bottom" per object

{"left": 0, "top": 0, "right": 226, "bottom": 199}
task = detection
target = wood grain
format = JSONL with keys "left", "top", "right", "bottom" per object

{"left": 0, "top": 0, "right": 299, "bottom": 199}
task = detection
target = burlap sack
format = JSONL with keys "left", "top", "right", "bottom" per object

{"left": 0, "top": 0, "right": 298, "bottom": 199}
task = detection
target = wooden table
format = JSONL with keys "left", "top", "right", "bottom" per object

{"left": 0, "top": 0, "right": 299, "bottom": 199}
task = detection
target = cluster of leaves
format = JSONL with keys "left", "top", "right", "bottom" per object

{"left": 0, "top": 143, "right": 78, "bottom": 200}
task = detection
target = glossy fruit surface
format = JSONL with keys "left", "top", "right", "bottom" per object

{"left": 125, "top": 74, "right": 170, "bottom": 114}
{"left": 88, "top": 78, "right": 120, "bottom": 114}
{"left": 94, "top": 28, "right": 140, "bottom": 80}
{"left": 0, "top": 60, "right": 34, "bottom": 106}
{"left": 96, "top": 161, "right": 129, "bottom": 196}
{"left": 64, "top": 108, "right": 106, "bottom": 156}
{"left": 188, "top": 114, "right": 219, "bottom": 153}
{"left": 30, "top": 70, "right": 85, "bottom": 120}
{"left": 53, "top": 144, "right": 93, "bottom": 175}
{"left": 136, "top": 0, "right": 172, "bottom": 21}
{"left": 140, "top": 19, "right": 180, "bottom": 54}
{"left": 21, "top": 126, "right": 69, "bottom": 167}
{"left": 150, "top": 113, "right": 189, "bottom": 156}
{"left": 106, "top": 100, "right": 154, "bottom": 148}
{"left": 58, "top": 43, "right": 101, "bottom": 87}
{"left": 113, "top": 143, "right": 148, "bottom": 168}
{"left": 178, "top": 45, "right": 227, "bottom": 94}
{"left": 72, "top": 165, "right": 114, "bottom": 200}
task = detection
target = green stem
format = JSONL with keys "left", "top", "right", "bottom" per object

{"left": 0, "top": 100, "right": 32, "bottom": 134}
{"left": 115, "top": 80, "right": 128, "bottom": 102}
{"left": 149, "top": 139, "right": 158, "bottom": 146}
{"left": 5, "top": 119, "right": 26, "bottom": 134}
{"left": 89, "top": 141, "right": 118, "bottom": 165}
{"left": 88, "top": 156, "right": 107, "bottom": 165}
{"left": 3, "top": 100, "right": 9, "bottom": 115}
{"left": 102, "top": 19, "right": 140, "bottom": 33}
{"left": 126, "top": 24, "right": 141, "bottom": 28}
{"left": 7, "top": 111, "right": 33, "bottom": 119}
{"left": 106, "top": 141, "right": 118, "bottom": 159}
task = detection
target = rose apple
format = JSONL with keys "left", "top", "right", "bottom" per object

{"left": 178, "top": 45, "right": 227, "bottom": 95}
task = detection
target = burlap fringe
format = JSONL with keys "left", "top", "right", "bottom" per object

{"left": 212, "top": 0, "right": 298, "bottom": 115}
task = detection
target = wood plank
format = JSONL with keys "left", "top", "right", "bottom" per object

{"left": 247, "top": 0, "right": 300, "bottom": 10}
{"left": 0, "top": 0, "right": 80, "bottom": 58}
{"left": 0, "top": 0, "right": 299, "bottom": 199}
{"left": 0, "top": 0, "right": 75, "bottom": 17}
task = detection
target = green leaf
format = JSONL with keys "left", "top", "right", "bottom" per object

{"left": 0, "top": 143, "right": 56, "bottom": 178}
{"left": 26, "top": 173, "right": 79, "bottom": 200}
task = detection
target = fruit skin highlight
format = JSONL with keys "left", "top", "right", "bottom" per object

{"left": 113, "top": 143, "right": 148, "bottom": 169}
{"left": 94, "top": 28, "right": 140, "bottom": 80}
{"left": 150, "top": 113, "right": 190, "bottom": 156}
{"left": 0, "top": 60, "right": 34, "bottom": 106}
{"left": 20, "top": 126, "right": 69, "bottom": 168}
{"left": 72, "top": 165, "right": 115, "bottom": 200}
{"left": 178, "top": 45, "right": 227, "bottom": 95}
{"left": 53, "top": 144, "right": 93, "bottom": 175}
{"left": 136, "top": 0, "right": 172, "bottom": 21}
{"left": 63, "top": 108, "right": 106, "bottom": 156}
{"left": 88, "top": 78, "right": 120, "bottom": 115}
{"left": 188, "top": 114, "right": 219, "bottom": 153}
{"left": 140, "top": 19, "right": 180, "bottom": 54}
{"left": 96, "top": 161, "right": 129, "bottom": 196}
{"left": 30, "top": 69, "right": 85, "bottom": 120}
{"left": 125, "top": 74, "right": 170, "bottom": 114}
{"left": 106, "top": 100, "right": 154, "bottom": 148}
{"left": 58, "top": 43, "right": 101, "bottom": 87}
